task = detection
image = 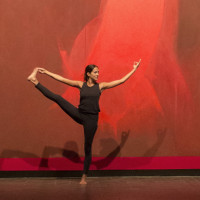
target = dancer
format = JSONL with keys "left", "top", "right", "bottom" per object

{"left": 27, "top": 59, "right": 141, "bottom": 184}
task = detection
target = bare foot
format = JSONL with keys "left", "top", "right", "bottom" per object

{"left": 27, "top": 68, "right": 39, "bottom": 85}
{"left": 80, "top": 174, "right": 87, "bottom": 185}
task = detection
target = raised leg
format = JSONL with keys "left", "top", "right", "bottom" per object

{"left": 35, "top": 83, "right": 82, "bottom": 124}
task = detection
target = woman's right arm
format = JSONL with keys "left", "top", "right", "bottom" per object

{"left": 38, "top": 68, "right": 83, "bottom": 88}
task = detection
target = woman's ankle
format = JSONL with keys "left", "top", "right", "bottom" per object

{"left": 31, "top": 79, "right": 39, "bottom": 85}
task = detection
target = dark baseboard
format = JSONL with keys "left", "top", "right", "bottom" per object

{"left": 0, "top": 169, "right": 200, "bottom": 178}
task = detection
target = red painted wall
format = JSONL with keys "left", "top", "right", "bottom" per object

{"left": 0, "top": 0, "right": 200, "bottom": 170}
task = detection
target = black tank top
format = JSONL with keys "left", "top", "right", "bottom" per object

{"left": 78, "top": 82, "right": 101, "bottom": 114}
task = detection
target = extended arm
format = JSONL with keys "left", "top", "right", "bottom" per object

{"left": 100, "top": 59, "right": 141, "bottom": 91}
{"left": 38, "top": 68, "right": 83, "bottom": 88}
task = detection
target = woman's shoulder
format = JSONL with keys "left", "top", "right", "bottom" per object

{"left": 98, "top": 82, "right": 104, "bottom": 88}
{"left": 98, "top": 82, "right": 105, "bottom": 93}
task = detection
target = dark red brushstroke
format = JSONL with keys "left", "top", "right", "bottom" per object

{"left": 57, "top": 0, "right": 168, "bottom": 135}
{"left": 52, "top": 0, "right": 198, "bottom": 156}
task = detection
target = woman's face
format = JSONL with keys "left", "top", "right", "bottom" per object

{"left": 87, "top": 67, "right": 99, "bottom": 81}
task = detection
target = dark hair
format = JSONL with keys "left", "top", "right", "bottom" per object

{"left": 84, "top": 64, "right": 99, "bottom": 82}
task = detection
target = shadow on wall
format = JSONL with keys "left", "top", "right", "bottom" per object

{"left": 39, "top": 130, "right": 130, "bottom": 170}
{"left": 0, "top": 150, "right": 39, "bottom": 169}
{"left": 0, "top": 128, "right": 166, "bottom": 170}
{"left": 143, "top": 128, "right": 167, "bottom": 157}
{"left": 131, "top": 128, "right": 167, "bottom": 168}
{"left": 0, "top": 131, "right": 130, "bottom": 170}
{"left": 92, "top": 130, "right": 130, "bottom": 169}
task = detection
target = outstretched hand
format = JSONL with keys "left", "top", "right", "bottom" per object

{"left": 133, "top": 59, "right": 141, "bottom": 71}
{"left": 38, "top": 68, "right": 47, "bottom": 74}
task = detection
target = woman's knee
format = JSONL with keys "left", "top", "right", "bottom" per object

{"left": 84, "top": 143, "right": 92, "bottom": 155}
{"left": 53, "top": 94, "right": 63, "bottom": 102}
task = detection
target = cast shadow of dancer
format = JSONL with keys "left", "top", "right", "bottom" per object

{"left": 143, "top": 128, "right": 167, "bottom": 157}
{"left": 0, "top": 150, "right": 39, "bottom": 170}
{"left": 0, "top": 129, "right": 165, "bottom": 170}
{"left": 0, "top": 142, "right": 81, "bottom": 170}
{"left": 92, "top": 130, "right": 130, "bottom": 169}
{"left": 132, "top": 127, "right": 167, "bottom": 168}
{"left": 39, "top": 141, "right": 82, "bottom": 169}
{"left": 39, "top": 130, "right": 130, "bottom": 170}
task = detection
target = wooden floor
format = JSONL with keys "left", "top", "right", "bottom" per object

{"left": 0, "top": 176, "right": 200, "bottom": 200}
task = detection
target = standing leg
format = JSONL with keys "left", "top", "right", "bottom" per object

{"left": 80, "top": 115, "right": 98, "bottom": 184}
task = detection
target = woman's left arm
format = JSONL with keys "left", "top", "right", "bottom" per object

{"left": 100, "top": 59, "right": 141, "bottom": 91}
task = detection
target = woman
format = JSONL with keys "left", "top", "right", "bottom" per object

{"left": 27, "top": 59, "right": 141, "bottom": 184}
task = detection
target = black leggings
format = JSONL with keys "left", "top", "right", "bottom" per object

{"left": 35, "top": 83, "right": 98, "bottom": 174}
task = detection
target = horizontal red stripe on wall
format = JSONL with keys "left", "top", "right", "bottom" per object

{"left": 0, "top": 157, "right": 200, "bottom": 171}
